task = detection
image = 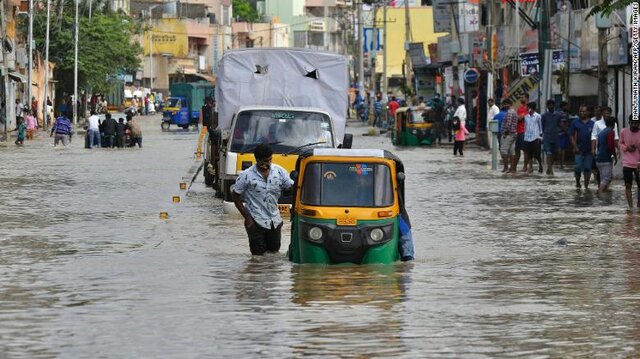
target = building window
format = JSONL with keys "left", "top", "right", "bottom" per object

{"left": 294, "top": 31, "right": 307, "bottom": 48}
{"left": 308, "top": 32, "right": 324, "bottom": 48}
{"left": 223, "top": 5, "right": 230, "bottom": 26}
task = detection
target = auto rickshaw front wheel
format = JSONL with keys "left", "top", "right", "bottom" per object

{"left": 161, "top": 121, "right": 170, "bottom": 131}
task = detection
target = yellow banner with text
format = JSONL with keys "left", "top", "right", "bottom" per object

{"left": 145, "top": 20, "right": 188, "bottom": 58}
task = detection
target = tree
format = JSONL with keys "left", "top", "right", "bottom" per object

{"left": 23, "top": 0, "right": 142, "bottom": 94}
{"left": 588, "top": 0, "right": 635, "bottom": 18}
{"left": 233, "top": 0, "right": 259, "bottom": 23}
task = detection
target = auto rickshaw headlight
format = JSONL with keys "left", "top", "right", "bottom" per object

{"left": 370, "top": 228, "right": 384, "bottom": 242}
{"left": 308, "top": 227, "right": 323, "bottom": 242}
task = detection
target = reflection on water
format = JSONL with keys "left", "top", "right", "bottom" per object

{"left": 3, "top": 120, "right": 640, "bottom": 356}
{"left": 290, "top": 264, "right": 410, "bottom": 308}
{"left": 288, "top": 264, "right": 412, "bottom": 357}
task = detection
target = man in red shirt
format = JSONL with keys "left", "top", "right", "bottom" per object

{"left": 388, "top": 96, "right": 399, "bottom": 117}
{"left": 515, "top": 93, "right": 529, "bottom": 171}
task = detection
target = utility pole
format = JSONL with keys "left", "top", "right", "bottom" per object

{"left": 324, "top": 0, "right": 329, "bottom": 51}
{"left": 382, "top": 0, "right": 387, "bottom": 97}
{"left": 1, "top": 0, "right": 8, "bottom": 140}
{"left": 43, "top": 0, "right": 50, "bottom": 130}
{"left": 450, "top": 2, "right": 459, "bottom": 99}
{"left": 369, "top": 2, "right": 377, "bottom": 127}
{"left": 598, "top": 27, "right": 608, "bottom": 106}
{"left": 149, "top": 6, "right": 153, "bottom": 92}
{"left": 28, "top": 0, "right": 33, "bottom": 109}
{"left": 357, "top": 1, "right": 364, "bottom": 94}
{"left": 73, "top": 0, "right": 78, "bottom": 124}
{"left": 403, "top": 0, "right": 412, "bottom": 101}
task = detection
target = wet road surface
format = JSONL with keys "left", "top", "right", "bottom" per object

{"left": 1, "top": 115, "right": 640, "bottom": 357}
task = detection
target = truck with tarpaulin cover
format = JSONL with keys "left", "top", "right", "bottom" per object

{"left": 203, "top": 48, "right": 352, "bottom": 214}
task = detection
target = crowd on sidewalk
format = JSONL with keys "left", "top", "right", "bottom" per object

{"left": 488, "top": 93, "right": 640, "bottom": 209}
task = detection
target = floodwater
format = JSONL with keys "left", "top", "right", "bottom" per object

{"left": 1, "top": 115, "right": 640, "bottom": 357}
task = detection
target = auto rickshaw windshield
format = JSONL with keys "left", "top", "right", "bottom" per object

{"left": 410, "top": 110, "right": 426, "bottom": 124}
{"left": 300, "top": 162, "right": 393, "bottom": 207}
{"left": 167, "top": 98, "right": 181, "bottom": 108}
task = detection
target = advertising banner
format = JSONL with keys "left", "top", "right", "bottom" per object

{"left": 432, "top": 0, "right": 452, "bottom": 33}
{"left": 519, "top": 50, "right": 565, "bottom": 76}
{"left": 145, "top": 20, "right": 188, "bottom": 58}
{"left": 458, "top": 3, "right": 480, "bottom": 33}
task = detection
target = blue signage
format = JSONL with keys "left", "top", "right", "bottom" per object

{"left": 463, "top": 68, "right": 479, "bottom": 84}
{"left": 363, "top": 28, "right": 383, "bottom": 53}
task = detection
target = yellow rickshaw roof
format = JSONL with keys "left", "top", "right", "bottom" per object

{"left": 312, "top": 148, "right": 385, "bottom": 158}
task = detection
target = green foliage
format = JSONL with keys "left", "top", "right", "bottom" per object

{"left": 233, "top": 0, "right": 259, "bottom": 23}
{"left": 399, "top": 83, "right": 414, "bottom": 98}
{"left": 587, "top": 0, "right": 634, "bottom": 18}
{"left": 27, "top": 0, "right": 142, "bottom": 93}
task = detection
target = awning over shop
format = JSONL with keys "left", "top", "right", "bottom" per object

{"left": 8, "top": 71, "right": 27, "bottom": 83}
{"left": 8, "top": 71, "right": 38, "bottom": 86}
{"left": 192, "top": 73, "right": 216, "bottom": 85}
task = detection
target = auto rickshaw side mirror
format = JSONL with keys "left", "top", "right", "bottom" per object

{"left": 290, "top": 170, "right": 299, "bottom": 181}
{"left": 341, "top": 133, "right": 353, "bottom": 149}
{"left": 396, "top": 172, "right": 406, "bottom": 182}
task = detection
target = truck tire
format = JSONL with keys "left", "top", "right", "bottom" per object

{"left": 161, "top": 121, "right": 170, "bottom": 131}
{"left": 204, "top": 161, "right": 214, "bottom": 186}
{"left": 222, "top": 180, "right": 234, "bottom": 202}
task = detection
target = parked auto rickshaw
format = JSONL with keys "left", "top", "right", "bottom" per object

{"left": 288, "top": 148, "right": 409, "bottom": 264}
{"left": 161, "top": 96, "right": 195, "bottom": 130}
{"left": 391, "top": 106, "right": 436, "bottom": 146}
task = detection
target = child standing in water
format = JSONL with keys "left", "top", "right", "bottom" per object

{"left": 452, "top": 116, "right": 469, "bottom": 156}
{"left": 24, "top": 109, "right": 37, "bottom": 139}
{"left": 13, "top": 117, "right": 26, "bottom": 146}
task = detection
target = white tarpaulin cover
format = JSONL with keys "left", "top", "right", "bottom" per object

{"left": 215, "top": 48, "right": 349, "bottom": 141}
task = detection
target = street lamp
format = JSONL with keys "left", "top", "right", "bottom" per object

{"left": 74, "top": 0, "right": 78, "bottom": 124}
{"left": 43, "top": 0, "right": 51, "bottom": 129}
{"left": 27, "top": 0, "right": 33, "bottom": 112}
{"left": 148, "top": 4, "right": 162, "bottom": 92}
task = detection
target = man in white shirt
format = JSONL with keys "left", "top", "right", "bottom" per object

{"left": 15, "top": 99, "right": 24, "bottom": 122}
{"left": 454, "top": 97, "right": 467, "bottom": 128}
{"left": 486, "top": 98, "right": 500, "bottom": 148}
{"left": 591, "top": 106, "right": 618, "bottom": 150}
{"left": 87, "top": 110, "right": 101, "bottom": 148}
{"left": 523, "top": 102, "right": 543, "bottom": 173}
{"left": 591, "top": 106, "right": 618, "bottom": 186}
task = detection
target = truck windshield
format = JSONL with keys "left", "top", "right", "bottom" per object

{"left": 167, "top": 98, "right": 181, "bottom": 108}
{"left": 230, "top": 110, "right": 334, "bottom": 153}
{"left": 300, "top": 162, "right": 393, "bottom": 207}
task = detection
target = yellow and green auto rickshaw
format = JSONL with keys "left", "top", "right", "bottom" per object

{"left": 288, "top": 148, "right": 410, "bottom": 264}
{"left": 391, "top": 106, "right": 436, "bottom": 146}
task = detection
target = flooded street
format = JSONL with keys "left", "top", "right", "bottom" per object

{"left": 2, "top": 115, "right": 640, "bottom": 357}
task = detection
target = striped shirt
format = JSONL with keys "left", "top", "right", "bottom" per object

{"left": 501, "top": 109, "right": 518, "bottom": 135}
{"left": 52, "top": 116, "right": 73, "bottom": 135}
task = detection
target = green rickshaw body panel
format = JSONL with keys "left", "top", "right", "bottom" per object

{"left": 289, "top": 215, "right": 400, "bottom": 265}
